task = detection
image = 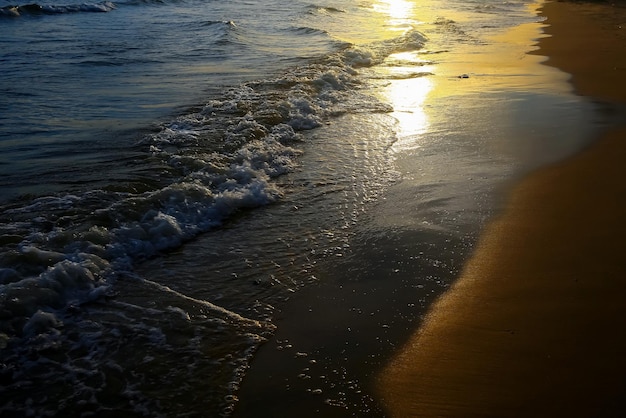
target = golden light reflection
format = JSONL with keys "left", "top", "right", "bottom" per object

{"left": 369, "top": 0, "right": 434, "bottom": 148}
{"left": 372, "top": 0, "right": 415, "bottom": 29}
{"left": 376, "top": 51, "right": 434, "bottom": 149}
{"left": 387, "top": 65, "right": 432, "bottom": 138}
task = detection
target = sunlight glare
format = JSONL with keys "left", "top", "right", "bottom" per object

{"left": 369, "top": 0, "right": 433, "bottom": 146}
{"left": 388, "top": 77, "right": 432, "bottom": 140}
{"left": 381, "top": 52, "right": 433, "bottom": 144}
{"left": 373, "top": 0, "right": 415, "bottom": 28}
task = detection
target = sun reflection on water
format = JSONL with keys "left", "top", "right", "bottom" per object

{"left": 382, "top": 52, "right": 433, "bottom": 141}
{"left": 370, "top": 0, "right": 434, "bottom": 145}
{"left": 373, "top": 0, "right": 415, "bottom": 26}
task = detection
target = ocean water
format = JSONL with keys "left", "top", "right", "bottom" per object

{"left": 0, "top": 0, "right": 601, "bottom": 416}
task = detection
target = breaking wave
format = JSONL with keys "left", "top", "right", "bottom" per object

{"left": 0, "top": 1, "right": 115, "bottom": 16}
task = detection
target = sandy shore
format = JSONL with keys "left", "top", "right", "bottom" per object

{"left": 379, "top": 1, "right": 626, "bottom": 416}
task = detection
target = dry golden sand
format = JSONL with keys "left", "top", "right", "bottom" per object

{"left": 379, "top": 1, "right": 626, "bottom": 416}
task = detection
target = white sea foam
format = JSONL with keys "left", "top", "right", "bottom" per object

{"left": 1, "top": 24, "right": 422, "bottom": 337}
{"left": 0, "top": 24, "right": 427, "bottom": 389}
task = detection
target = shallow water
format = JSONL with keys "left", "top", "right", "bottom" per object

{"left": 0, "top": 0, "right": 609, "bottom": 415}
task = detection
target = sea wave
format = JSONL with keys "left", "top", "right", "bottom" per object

{"left": 0, "top": 30, "right": 426, "bottom": 401}
{"left": 0, "top": 5, "right": 431, "bottom": 413}
{"left": 0, "top": 1, "right": 115, "bottom": 16}
{"left": 305, "top": 4, "right": 346, "bottom": 15}
{"left": 0, "top": 26, "right": 427, "bottom": 338}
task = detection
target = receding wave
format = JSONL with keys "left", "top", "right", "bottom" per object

{"left": 0, "top": 26, "right": 426, "bottom": 415}
{"left": 0, "top": 42, "right": 365, "bottom": 325}
{"left": 0, "top": 1, "right": 115, "bottom": 16}
{"left": 0, "top": 25, "right": 426, "bottom": 332}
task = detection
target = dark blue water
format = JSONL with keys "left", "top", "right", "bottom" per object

{"left": 1, "top": 0, "right": 601, "bottom": 415}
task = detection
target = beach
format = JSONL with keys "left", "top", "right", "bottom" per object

{"left": 379, "top": 0, "right": 626, "bottom": 416}
{"left": 231, "top": 0, "right": 620, "bottom": 416}
{"left": 5, "top": 0, "right": 588, "bottom": 415}
{"left": 4, "top": 0, "right": 623, "bottom": 415}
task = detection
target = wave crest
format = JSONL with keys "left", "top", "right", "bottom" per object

{"left": 1, "top": 1, "right": 115, "bottom": 17}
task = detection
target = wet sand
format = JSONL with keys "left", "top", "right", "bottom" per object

{"left": 232, "top": 1, "right": 619, "bottom": 416}
{"left": 379, "top": 1, "right": 626, "bottom": 416}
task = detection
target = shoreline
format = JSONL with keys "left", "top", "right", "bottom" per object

{"left": 538, "top": 0, "right": 626, "bottom": 104}
{"left": 232, "top": 1, "right": 606, "bottom": 416}
{"left": 378, "top": 0, "right": 626, "bottom": 416}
